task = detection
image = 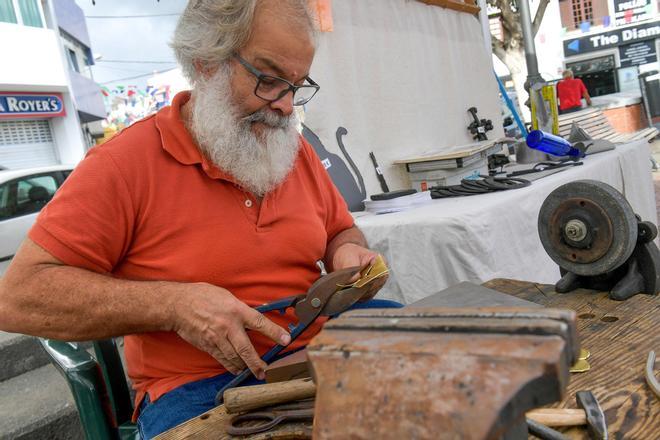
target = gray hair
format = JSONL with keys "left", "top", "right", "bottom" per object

{"left": 171, "top": 0, "right": 316, "bottom": 84}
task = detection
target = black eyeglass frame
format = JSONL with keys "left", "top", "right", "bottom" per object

{"left": 233, "top": 54, "right": 320, "bottom": 106}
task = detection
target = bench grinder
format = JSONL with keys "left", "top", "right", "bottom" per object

{"left": 538, "top": 180, "right": 660, "bottom": 300}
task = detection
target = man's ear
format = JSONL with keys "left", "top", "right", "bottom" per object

{"left": 193, "top": 60, "right": 218, "bottom": 80}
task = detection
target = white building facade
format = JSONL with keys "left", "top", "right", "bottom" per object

{"left": 560, "top": 0, "right": 659, "bottom": 97}
{"left": 0, "top": 0, "right": 105, "bottom": 170}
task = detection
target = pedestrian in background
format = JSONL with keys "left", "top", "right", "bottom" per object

{"left": 557, "top": 69, "right": 592, "bottom": 114}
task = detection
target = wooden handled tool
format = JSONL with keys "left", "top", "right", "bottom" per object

{"left": 224, "top": 377, "right": 588, "bottom": 427}
{"left": 224, "top": 377, "right": 317, "bottom": 414}
{"left": 526, "top": 408, "right": 587, "bottom": 427}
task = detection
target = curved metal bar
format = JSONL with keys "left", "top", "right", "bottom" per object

{"left": 646, "top": 351, "right": 660, "bottom": 399}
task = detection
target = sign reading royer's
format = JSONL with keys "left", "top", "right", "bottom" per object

{"left": 0, "top": 93, "right": 66, "bottom": 119}
{"left": 563, "top": 20, "right": 660, "bottom": 56}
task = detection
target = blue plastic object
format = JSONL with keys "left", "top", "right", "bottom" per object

{"left": 495, "top": 72, "right": 528, "bottom": 138}
{"left": 526, "top": 130, "right": 584, "bottom": 157}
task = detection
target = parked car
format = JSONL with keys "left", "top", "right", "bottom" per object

{"left": 0, "top": 165, "right": 73, "bottom": 275}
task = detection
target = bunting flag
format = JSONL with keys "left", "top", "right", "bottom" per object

{"left": 580, "top": 21, "right": 591, "bottom": 33}
{"left": 603, "top": 16, "right": 611, "bottom": 27}
{"left": 310, "top": 0, "right": 333, "bottom": 32}
{"left": 624, "top": 9, "right": 633, "bottom": 23}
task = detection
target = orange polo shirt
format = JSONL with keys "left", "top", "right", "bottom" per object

{"left": 29, "top": 91, "right": 353, "bottom": 413}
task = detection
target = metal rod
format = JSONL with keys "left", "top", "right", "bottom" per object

{"left": 518, "top": 0, "right": 544, "bottom": 86}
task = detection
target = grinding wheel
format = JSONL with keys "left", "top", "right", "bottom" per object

{"left": 538, "top": 180, "right": 638, "bottom": 276}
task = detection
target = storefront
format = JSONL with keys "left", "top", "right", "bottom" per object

{"left": 562, "top": 19, "right": 659, "bottom": 97}
{"left": 0, "top": 92, "right": 66, "bottom": 169}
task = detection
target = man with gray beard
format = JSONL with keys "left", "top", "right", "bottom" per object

{"left": 0, "top": 0, "right": 400, "bottom": 437}
{"left": 191, "top": 63, "right": 301, "bottom": 197}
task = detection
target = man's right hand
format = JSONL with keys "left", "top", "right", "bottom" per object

{"left": 170, "top": 283, "right": 291, "bottom": 379}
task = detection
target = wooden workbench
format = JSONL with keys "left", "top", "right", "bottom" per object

{"left": 156, "top": 279, "right": 659, "bottom": 439}
{"left": 483, "top": 279, "right": 659, "bottom": 439}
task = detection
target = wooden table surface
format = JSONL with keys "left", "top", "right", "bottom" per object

{"left": 484, "top": 279, "right": 659, "bottom": 439}
{"left": 157, "top": 279, "right": 659, "bottom": 439}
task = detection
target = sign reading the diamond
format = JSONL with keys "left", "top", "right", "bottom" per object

{"left": 563, "top": 20, "right": 660, "bottom": 56}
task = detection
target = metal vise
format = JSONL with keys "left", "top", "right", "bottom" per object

{"left": 307, "top": 307, "right": 579, "bottom": 439}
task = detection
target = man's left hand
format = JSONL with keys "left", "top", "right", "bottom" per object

{"left": 331, "top": 243, "right": 387, "bottom": 301}
{"left": 332, "top": 242, "right": 377, "bottom": 271}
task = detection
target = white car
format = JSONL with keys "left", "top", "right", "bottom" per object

{"left": 0, "top": 165, "right": 74, "bottom": 275}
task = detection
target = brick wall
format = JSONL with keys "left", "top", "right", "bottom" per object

{"left": 559, "top": 0, "right": 610, "bottom": 30}
{"left": 602, "top": 104, "right": 649, "bottom": 133}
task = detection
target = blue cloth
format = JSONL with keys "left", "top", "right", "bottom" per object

{"left": 137, "top": 298, "right": 403, "bottom": 439}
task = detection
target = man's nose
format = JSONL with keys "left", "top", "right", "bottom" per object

{"left": 269, "top": 90, "right": 294, "bottom": 116}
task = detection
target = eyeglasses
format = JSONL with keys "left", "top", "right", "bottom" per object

{"left": 233, "top": 54, "right": 320, "bottom": 106}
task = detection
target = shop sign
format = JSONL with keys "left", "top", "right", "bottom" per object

{"left": 613, "top": 0, "right": 654, "bottom": 26}
{"left": 0, "top": 93, "right": 66, "bottom": 119}
{"left": 563, "top": 20, "right": 660, "bottom": 56}
{"left": 619, "top": 40, "right": 657, "bottom": 66}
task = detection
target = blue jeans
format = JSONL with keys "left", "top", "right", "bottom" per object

{"left": 137, "top": 299, "right": 403, "bottom": 439}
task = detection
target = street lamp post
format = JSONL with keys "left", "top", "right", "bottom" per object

{"left": 518, "top": 0, "right": 545, "bottom": 92}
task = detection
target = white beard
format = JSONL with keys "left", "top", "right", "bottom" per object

{"left": 190, "top": 67, "right": 301, "bottom": 197}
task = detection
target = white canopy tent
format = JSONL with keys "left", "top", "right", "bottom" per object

{"left": 304, "top": 0, "right": 504, "bottom": 197}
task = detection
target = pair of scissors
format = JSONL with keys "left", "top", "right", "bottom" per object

{"left": 227, "top": 399, "right": 315, "bottom": 436}
{"left": 214, "top": 265, "right": 368, "bottom": 405}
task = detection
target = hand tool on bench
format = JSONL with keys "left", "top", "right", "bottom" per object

{"left": 224, "top": 377, "right": 317, "bottom": 414}
{"left": 214, "top": 258, "right": 389, "bottom": 405}
{"left": 228, "top": 378, "right": 606, "bottom": 437}
{"left": 527, "top": 390, "right": 607, "bottom": 440}
{"left": 527, "top": 418, "right": 570, "bottom": 440}
{"left": 647, "top": 351, "right": 660, "bottom": 400}
{"left": 227, "top": 399, "right": 315, "bottom": 436}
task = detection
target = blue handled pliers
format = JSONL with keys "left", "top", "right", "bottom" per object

{"left": 214, "top": 266, "right": 364, "bottom": 405}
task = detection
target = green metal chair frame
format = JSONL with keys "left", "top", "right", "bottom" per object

{"left": 38, "top": 338, "right": 139, "bottom": 440}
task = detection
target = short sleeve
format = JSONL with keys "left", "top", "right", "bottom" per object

{"left": 300, "top": 138, "right": 354, "bottom": 242}
{"left": 29, "top": 147, "right": 136, "bottom": 273}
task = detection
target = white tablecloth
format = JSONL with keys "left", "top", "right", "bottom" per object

{"left": 355, "top": 140, "right": 657, "bottom": 304}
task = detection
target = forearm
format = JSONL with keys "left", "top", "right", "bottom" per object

{"left": 324, "top": 225, "right": 368, "bottom": 271}
{"left": 0, "top": 252, "right": 178, "bottom": 341}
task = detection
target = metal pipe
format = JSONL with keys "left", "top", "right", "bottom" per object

{"left": 518, "top": 0, "right": 544, "bottom": 86}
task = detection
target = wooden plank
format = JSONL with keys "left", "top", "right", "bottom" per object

{"left": 265, "top": 349, "right": 309, "bottom": 383}
{"left": 393, "top": 139, "right": 499, "bottom": 163}
{"left": 582, "top": 121, "right": 612, "bottom": 131}
{"left": 559, "top": 119, "right": 610, "bottom": 133}
{"left": 557, "top": 109, "right": 602, "bottom": 127}
{"left": 631, "top": 127, "right": 659, "bottom": 142}
{"left": 417, "top": 0, "right": 481, "bottom": 14}
{"left": 558, "top": 113, "right": 605, "bottom": 127}
{"left": 483, "top": 279, "right": 660, "bottom": 438}
{"left": 587, "top": 127, "right": 617, "bottom": 139}
{"left": 155, "top": 404, "right": 312, "bottom": 439}
{"left": 558, "top": 116, "right": 607, "bottom": 130}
